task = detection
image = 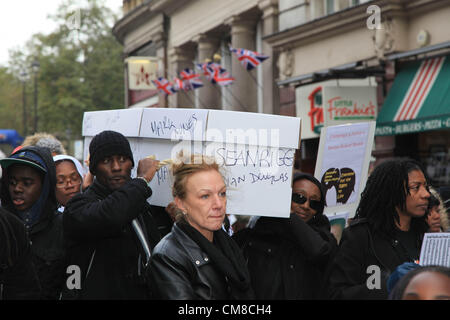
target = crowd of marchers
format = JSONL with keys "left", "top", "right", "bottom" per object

{"left": 0, "top": 130, "right": 449, "bottom": 300}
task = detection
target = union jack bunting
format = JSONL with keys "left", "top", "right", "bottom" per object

{"left": 179, "top": 68, "right": 204, "bottom": 90}
{"left": 229, "top": 46, "right": 269, "bottom": 71}
{"left": 172, "top": 77, "right": 184, "bottom": 91}
{"left": 152, "top": 77, "right": 176, "bottom": 95}
{"left": 196, "top": 62, "right": 221, "bottom": 81}
{"left": 211, "top": 66, "right": 235, "bottom": 86}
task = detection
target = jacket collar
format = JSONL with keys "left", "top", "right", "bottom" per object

{"left": 90, "top": 178, "right": 114, "bottom": 199}
{"left": 172, "top": 223, "right": 210, "bottom": 267}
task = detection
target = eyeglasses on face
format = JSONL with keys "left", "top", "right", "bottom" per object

{"left": 291, "top": 193, "right": 323, "bottom": 212}
{"left": 56, "top": 174, "right": 82, "bottom": 189}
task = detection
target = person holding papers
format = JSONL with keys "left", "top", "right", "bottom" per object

{"left": 326, "top": 159, "right": 431, "bottom": 299}
{"left": 233, "top": 172, "right": 337, "bottom": 299}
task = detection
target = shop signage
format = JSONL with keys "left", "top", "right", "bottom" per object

{"left": 296, "top": 79, "right": 377, "bottom": 140}
{"left": 127, "top": 56, "right": 158, "bottom": 90}
{"left": 376, "top": 114, "right": 450, "bottom": 136}
{"left": 323, "top": 86, "right": 377, "bottom": 126}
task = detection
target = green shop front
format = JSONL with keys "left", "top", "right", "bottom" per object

{"left": 376, "top": 55, "right": 450, "bottom": 187}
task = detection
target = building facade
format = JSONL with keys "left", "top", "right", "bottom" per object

{"left": 113, "top": 0, "right": 450, "bottom": 185}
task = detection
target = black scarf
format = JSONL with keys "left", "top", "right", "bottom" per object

{"left": 177, "top": 221, "right": 254, "bottom": 300}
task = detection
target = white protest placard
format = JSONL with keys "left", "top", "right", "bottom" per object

{"left": 82, "top": 108, "right": 144, "bottom": 137}
{"left": 137, "top": 138, "right": 203, "bottom": 207}
{"left": 82, "top": 108, "right": 301, "bottom": 218}
{"left": 140, "top": 108, "right": 208, "bottom": 141}
{"left": 419, "top": 233, "right": 450, "bottom": 267}
{"left": 206, "top": 110, "right": 300, "bottom": 149}
{"left": 205, "top": 142, "right": 295, "bottom": 217}
{"left": 203, "top": 110, "right": 300, "bottom": 217}
{"left": 314, "top": 121, "right": 375, "bottom": 218}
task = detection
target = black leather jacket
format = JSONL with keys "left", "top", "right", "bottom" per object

{"left": 148, "top": 223, "right": 232, "bottom": 300}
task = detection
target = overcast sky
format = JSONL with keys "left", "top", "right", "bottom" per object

{"left": 0, "top": 0, "right": 123, "bottom": 67}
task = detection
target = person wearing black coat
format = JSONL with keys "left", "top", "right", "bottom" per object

{"left": 233, "top": 172, "right": 338, "bottom": 300}
{"left": 0, "top": 146, "right": 65, "bottom": 300}
{"left": 325, "top": 159, "right": 430, "bottom": 299}
{"left": 148, "top": 154, "right": 254, "bottom": 300}
{"left": 62, "top": 130, "right": 171, "bottom": 300}
{"left": 0, "top": 207, "right": 41, "bottom": 299}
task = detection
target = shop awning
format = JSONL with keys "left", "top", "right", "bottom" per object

{"left": 376, "top": 55, "right": 450, "bottom": 136}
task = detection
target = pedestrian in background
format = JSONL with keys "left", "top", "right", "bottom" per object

{"left": 326, "top": 159, "right": 430, "bottom": 299}
{"left": 53, "top": 155, "right": 85, "bottom": 213}
{"left": 22, "top": 132, "right": 66, "bottom": 156}
{"left": 148, "top": 153, "right": 254, "bottom": 300}
{"left": 426, "top": 186, "right": 449, "bottom": 232}
{"left": 234, "top": 172, "right": 337, "bottom": 299}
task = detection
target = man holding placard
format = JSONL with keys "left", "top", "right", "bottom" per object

{"left": 62, "top": 130, "right": 172, "bottom": 299}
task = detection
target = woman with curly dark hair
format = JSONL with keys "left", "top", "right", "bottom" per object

{"left": 326, "top": 158, "right": 431, "bottom": 299}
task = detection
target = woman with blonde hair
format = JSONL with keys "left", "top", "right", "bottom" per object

{"left": 148, "top": 153, "right": 254, "bottom": 300}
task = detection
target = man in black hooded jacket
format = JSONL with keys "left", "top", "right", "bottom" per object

{"left": 62, "top": 130, "right": 172, "bottom": 299}
{"left": 0, "top": 146, "right": 65, "bottom": 299}
{"left": 0, "top": 207, "right": 42, "bottom": 299}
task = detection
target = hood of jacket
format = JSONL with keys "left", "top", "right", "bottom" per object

{"left": 1, "top": 146, "right": 57, "bottom": 227}
{"left": 53, "top": 154, "right": 85, "bottom": 181}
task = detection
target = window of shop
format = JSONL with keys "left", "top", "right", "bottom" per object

{"left": 419, "top": 131, "right": 450, "bottom": 188}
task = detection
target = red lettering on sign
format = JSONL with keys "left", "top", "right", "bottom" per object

{"left": 326, "top": 96, "right": 376, "bottom": 119}
{"left": 307, "top": 86, "right": 324, "bottom": 131}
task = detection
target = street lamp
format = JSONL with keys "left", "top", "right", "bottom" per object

{"left": 31, "top": 60, "right": 40, "bottom": 133}
{"left": 19, "top": 71, "right": 28, "bottom": 136}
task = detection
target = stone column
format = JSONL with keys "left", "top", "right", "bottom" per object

{"left": 152, "top": 30, "right": 167, "bottom": 108}
{"left": 193, "top": 34, "right": 221, "bottom": 109}
{"left": 168, "top": 46, "right": 195, "bottom": 108}
{"left": 310, "top": 0, "right": 324, "bottom": 19}
{"left": 258, "top": 0, "right": 279, "bottom": 115}
{"left": 226, "top": 15, "right": 258, "bottom": 113}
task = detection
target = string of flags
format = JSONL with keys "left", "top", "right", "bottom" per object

{"left": 229, "top": 46, "right": 269, "bottom": 71}
{"left": 152, "top": 47, "right": 269, "bottom": 96}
